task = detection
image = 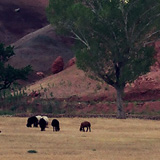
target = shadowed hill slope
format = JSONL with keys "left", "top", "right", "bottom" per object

{"left": 0, "top": 0, "right": 48, "bottom": 45}
{"left": 9, "top": 25, "right": 74, "bottom": 73}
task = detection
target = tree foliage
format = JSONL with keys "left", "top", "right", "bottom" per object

{"left": 0, "top": 43, "right": 32, "bottom": 90}
{"left": 47, "top": 0, "right": 160, "bottom": 118}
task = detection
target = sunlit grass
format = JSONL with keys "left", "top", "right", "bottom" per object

{"left": 0, "top": 117, "right": 160, "bottom": 160}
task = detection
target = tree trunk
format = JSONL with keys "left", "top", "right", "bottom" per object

{"left": 116, "top": 87, "right": 126, "bottom": 119}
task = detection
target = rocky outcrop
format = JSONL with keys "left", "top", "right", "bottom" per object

{"left": 51, "top": 56, "right": 64, "bottom": 74}
{"left": 65, "top": 57, "right": 76, "bottom": 69}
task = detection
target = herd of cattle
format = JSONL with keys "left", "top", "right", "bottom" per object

{"left": 26, "top": 115, "right": 91, "bottom": 132}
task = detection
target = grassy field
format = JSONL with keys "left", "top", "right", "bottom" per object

{"left": 0, "top": 117, "right": 160, "bottom": 160}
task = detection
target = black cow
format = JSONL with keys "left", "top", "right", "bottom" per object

{"left": 80, "top": 121, "right": 91, "bottom": 132}
{"left": 51, "top": 119, "right": 60, "bottom": 131}
{"left": 39, "top": 116, "right": 49, "bottom": 131}
{"left": 26, "top": 116, "right": 39, "bottom": 127}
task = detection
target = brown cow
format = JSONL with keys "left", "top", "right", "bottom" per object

{"left": 80, "top": 121, "right": 91, "bottom": 132}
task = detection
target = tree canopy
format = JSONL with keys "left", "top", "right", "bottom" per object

{"left": 0, "top": 43, "right": 32, "bottom": 90}
{"left": 47, "top": 0, "right": 160, "bottom": 118}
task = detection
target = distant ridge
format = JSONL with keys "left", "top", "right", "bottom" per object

{"left": 9, "top": 25, "right": 74, "bottom": 73}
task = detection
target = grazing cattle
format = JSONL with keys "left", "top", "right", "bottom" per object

{"left": 39, "top": 116, "right": 49, "bottom": 131}
{"left": 42, "top": 116, "right": 49, "bottom": 128}
{"left": 51, "top": 119, "right": 60, "bottom": 132}
{"left": 36, "top": 115, "right": 42, "bottom": 126}
{"left": 26, "top": 116, "right": 40, "bottom": 127}
{"left": 80, "top": 121, "right": 91, "bottom": 132}
{"left": 36, "top": 115, "right": 42, "bottom": 120}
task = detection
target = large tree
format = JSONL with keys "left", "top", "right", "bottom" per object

{"left": 47, "top": 0, "right": 160, "bottom": 118}
{"left": 0, "top": 43, "right": 32, "bottom": 90}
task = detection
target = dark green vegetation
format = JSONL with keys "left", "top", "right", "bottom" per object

{"left": 1, "top": 86, "right": 160, "bottom": 120}
{"left": 0, "top": 43, "right": 32, "bottom": 90}
{"left": 0, "top": 43, "right": 33, "bottom": 115}
{"left": 47, "top": 0, "right": 160, "bottom": 118}
{"left": 0, "top": 88, "right": 63, "bottom": 116}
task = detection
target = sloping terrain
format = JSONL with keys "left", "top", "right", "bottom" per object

{"left": 25, "top": 63, "right": 160, "bottom": 116}
{"left": 0, "top": 0, "right": 74, "bottom": 83}
{"left": 26, "top": 64, "right": 114, "bottom": 99}
{"left": 9, "top": 25, "right": 74, "bottom": 73}
{"left": 0, "top": 0, "right": 48, "bottom": 45}
{"left": 26, "top": 63, "right": 160, "bottom": 101}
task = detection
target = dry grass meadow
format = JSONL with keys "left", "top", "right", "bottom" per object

{"left": 0, "top": 117, "right": 160, "bottom": 160}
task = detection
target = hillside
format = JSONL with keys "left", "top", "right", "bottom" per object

{"left": 0, "top": 0, "right": 74, "bottom": 83}
{"left": 1, "top": 0, "right": 160, "bottom": 116}
{"left": 0, "top": 0, "right": 48, "bottom": 45}
{"left": 9, "top": 25, "right": 74, "bottom": 74}
{"left": 26, "top": 62, "right": 160, "bottom": 101}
